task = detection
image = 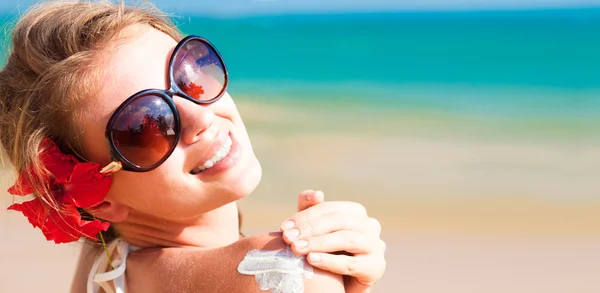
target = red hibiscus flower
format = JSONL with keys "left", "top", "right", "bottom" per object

{"left": 8, "top": 200, "right": 110, "bottom": 244}
{"left": 7, "top": 138, "right": 112, "bottom": 244}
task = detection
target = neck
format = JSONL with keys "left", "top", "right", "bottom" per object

{"left": 113, "top": 202, "right": 240, "bottom": 248}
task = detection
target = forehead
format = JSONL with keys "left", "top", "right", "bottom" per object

{"left": 90, "top": 26, "right": 177, "bottom": 117}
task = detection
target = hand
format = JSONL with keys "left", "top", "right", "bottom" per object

{"left": 281, "top": 190, "right": 387, "bottom": 293}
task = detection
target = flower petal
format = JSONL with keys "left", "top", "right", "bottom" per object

{"left": 7, "top": 174, "right": 36, "bottom": 196}
{"left": 77, "top": 218, "right": 111, "bottom": 242}
{"left": 39, "top": 138, "right": 78, "bottom": 183}
{"left": 7, "top": 138, "right": 78, "bottom": 196}
{"left": 9, "top": 199, "right": 110, "bottom": 244}
{"left": 9, "top": 200, "right": 80, "bottom": 243}
{"left": 42, "top": 208, "right": 82, "bottom": 243}
{"left": 63, "top": 163, "right": 112, "bottom": 208}
{"left": 45, "top": 205, "right": 109, "bottom": 243}
{"left": 8, "top": 199, "right": 47, "bottom": 228}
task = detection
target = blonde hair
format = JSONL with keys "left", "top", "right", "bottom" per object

{"left": 0, "top": 0, "right": 182, "bottom": 239}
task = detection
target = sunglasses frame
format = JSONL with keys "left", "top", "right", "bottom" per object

{"left": 103, "top": 35, "right": 229, "bottom": 173}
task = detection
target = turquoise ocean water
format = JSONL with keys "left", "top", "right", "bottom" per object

{"left": 1, "top": 8, "right": 599, "bottom": 122}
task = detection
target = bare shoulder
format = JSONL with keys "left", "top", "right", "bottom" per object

{"left": 126, "top": 232, "right": 344, "bottom": 293}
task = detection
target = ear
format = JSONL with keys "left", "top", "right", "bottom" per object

{"left": 90, "top": 200, "right": 130, "bottom": 223}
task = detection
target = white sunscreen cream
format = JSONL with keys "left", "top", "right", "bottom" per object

{"left": 237, "top": 247, "right": 314, "bottom": 293}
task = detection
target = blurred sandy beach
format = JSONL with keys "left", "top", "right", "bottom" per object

{"left": 1, "top": 98, "right": 598, "bottom": 292}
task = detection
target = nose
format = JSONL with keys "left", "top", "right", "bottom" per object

{"left": 175, "top": 97, "right": 216, "bottom": 145}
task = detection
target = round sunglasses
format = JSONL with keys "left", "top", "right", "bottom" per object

{"left": 101, "top": 35, "right": 228, "bottom": 173}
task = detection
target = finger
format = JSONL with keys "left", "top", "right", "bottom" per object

{"left": 280, "top": 201, "right": 367, "bottom": 232}
{"left": 367, "top": 217, "right": 382, "bottom": 237}
{"left": 290, "top": 230, "right": 382, "bottom": 255}
{"left": 306, "top": 253, "right": 385, "bottom": 286}
{"left": 296, "top": 190, "right": 314, "bottom": 213}
{"left": 283, "top": 212, "right": 378, "bottom": 243}
{"left": 297, "top": 190, "right": 325, "bottom": 212}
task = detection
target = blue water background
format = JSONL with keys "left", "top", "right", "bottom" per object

{"left": 174, "top": 9, "right": 600, "bottom": 120}
{"left": 1, "top": 8, "right": 599, "bottom": 120}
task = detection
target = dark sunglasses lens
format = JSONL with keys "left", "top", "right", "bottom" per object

{"left": 110, "top": 94, "right": 177, "bottom": 167}
{"left": 173, "top": 39, "right": 226, "bottom": 100}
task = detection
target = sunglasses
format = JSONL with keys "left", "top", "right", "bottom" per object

{"left": 101, "top": 35, "right": 228, "bottom": 174}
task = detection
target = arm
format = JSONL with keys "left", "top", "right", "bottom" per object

{"left": 125, "top": 232, "right": 345, "bottom": 293}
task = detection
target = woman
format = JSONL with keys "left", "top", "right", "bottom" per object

{"left": 0, "top": 1, "right": 386, "bottom": 292}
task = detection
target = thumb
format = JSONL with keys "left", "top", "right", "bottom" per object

{"left": 297, "top": 190, "right": 325, "bottom": 212}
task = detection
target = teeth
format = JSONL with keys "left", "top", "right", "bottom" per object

{"left": 190, "top": 136, "right": 233, "bottom": 174}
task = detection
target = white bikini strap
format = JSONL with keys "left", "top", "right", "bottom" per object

{"left": 86, "top": 239, "right": 130, "bottom": 293}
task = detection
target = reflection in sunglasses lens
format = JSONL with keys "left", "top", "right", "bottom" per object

{"left": 174, "top": 39, "right": 226, "bottom": 100}
{"left": 111, "top": 94, "right": 177, "bottom": 167}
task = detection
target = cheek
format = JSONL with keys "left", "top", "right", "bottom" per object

{"left": 107, "top": 150, "right": 187, "bottom": 207}
{"left": 216, "top": 94, "right": 249, "bottom": 134}
{"left": 213, "top": 92, "right": 240, "bottom": 120}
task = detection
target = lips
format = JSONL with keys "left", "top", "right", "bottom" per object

{"left": 188, "top": 128, "right": 231, "bottom": 174}
{"left": 190, "top": 134, "right": 232, "bottom": 174}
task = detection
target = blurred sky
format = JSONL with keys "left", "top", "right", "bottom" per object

{"left": 2, "top": 0, "right": 600, "bottom": 15}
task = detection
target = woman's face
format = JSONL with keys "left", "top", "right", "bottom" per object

{"left": 80, "top": 26, "right": 262, "bottom": 221}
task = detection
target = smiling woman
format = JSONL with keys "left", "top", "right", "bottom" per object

{"left": 0, "top": 1, "right": 386, "bottom": 293}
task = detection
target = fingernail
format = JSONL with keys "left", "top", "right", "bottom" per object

{"left": 294, "top": 239, "right": 308, "bottom": 249}
{"left": 308, "top": 253, "right": 321, "bottom": 263}
{"left": 284, "top": 228, "right": 300, "bottom": 241}
{"left": 281, "top": 220, "right": 295, "bottom": 230}
{"left": 304, "top": 192, "right": 313, "bottom": 201}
